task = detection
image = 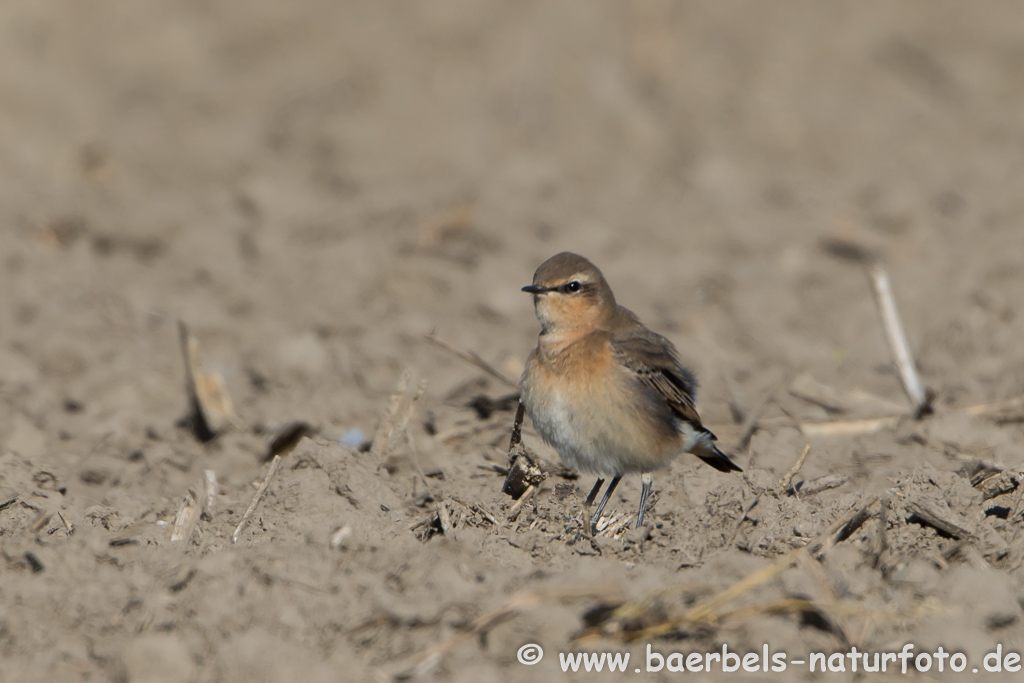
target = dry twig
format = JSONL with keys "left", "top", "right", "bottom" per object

{"left": 56, "top": 510, "right": 75, "bottom": 536}
{"left": 799, "top": 416, "right": 900, "bottom": 438}
{"left": 432, "top": 419, "right": 505, "bottom": 445}
{"left": 508, "top": 401, "right": 526, "bottom": 450}
{"left": 28, "top": 510, "right": 51, "bottom": 534}
{"left": 330, "top": 525, "right": 353, "bottom": 549}
{"left": 170, "top": 492, "right": 199, "bottom": 545}
{"left": 757, "top": 392, "right": 1024, "bottom": 440}
{"left": 579, "top": 495, "right": 885, "bottom": 646}
{"left": 737, "top": 380, "right": 782, "bottom": 451}
{"left": 501, "top": 402, "right": 548, "bottom": 498}
{"left": 826, "top": 497, "right": 881, "bottom": 549}
{"left": 905, "top": 501, "right": 973, "bottom": 540}
{"left": 596, "top": 552, "right": 801, "bottom": 641}
{"left": 232, "top": 455, "right": 282, "bottom": 544}
{"left": 596, "top": 512, "right": 633, "bottom": 537}
{"left": 370, "top": 369, "right": 412, "bottom": 458}
{"left": 873, "top": 495, "right": 890, "bottom": 571}
{"left": 794, "top": 554, "right": 852, "bottom": 648}
{"left": 396, "top": 379, "right": 428, "bottom": 442}
{"left": 962, "top": 395, "right": 1024, "bottom": 423}
{"left": 178, "top": 320, "right": 240, "bottom": 440}
{"left": 779, "top": 444, "right": 811, "bottom": 492}
{"left": 789, "top": 373, "right": 904, "bottom": 416}
{"left": 424, "top": 332, "right": 518, "bottom": 389}
{"left": 796, "top": 474, "right": 848, "bottom": 496}
{"left": 436, "top": 501, "right": 455, "bottom": 540}
{"left": 450, "top": 495, "right": 500, "bottom": 527}
{"left": 507, "top": 484, "right": 537, "bottom": 522}
{"left": 202, "top": 470, "right": 219, "bottom": 521}
{"left": 867, "top": 265, "right": 932, "bottom": 416}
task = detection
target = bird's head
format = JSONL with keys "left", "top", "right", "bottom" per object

{"left": 522, "top": 252, "right": 615, "bottom": 337}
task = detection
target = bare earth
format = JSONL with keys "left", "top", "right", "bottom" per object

{"left": 2, "top": 2, "right": 1024, "bottom": 681}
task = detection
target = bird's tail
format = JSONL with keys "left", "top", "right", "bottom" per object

{"left": 696, "top": 444, "right": 743, "bottom": 473}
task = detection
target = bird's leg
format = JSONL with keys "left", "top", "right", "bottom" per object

{"left": 590, "top": 475, "right": 621, "bottom": 535}
{"left": 579, "top": 478, "right": 604, "bottom": 537}
{"left": 636, "top": 472, "right": 653, "bottom": 528}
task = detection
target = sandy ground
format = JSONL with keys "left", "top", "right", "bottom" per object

{"left": 2, "top": 2, "right": 1024, "bottom": 681}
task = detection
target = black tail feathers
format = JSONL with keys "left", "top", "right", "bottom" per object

{"left": 698, "top": 445, "right": 743, "bottom": 473}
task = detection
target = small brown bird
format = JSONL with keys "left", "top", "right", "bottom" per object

{"left": 519, "top": 252, "right": 742, "bottom": 534}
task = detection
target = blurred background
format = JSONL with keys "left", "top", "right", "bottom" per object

{"left": 2, "top": 2, "right": 1023, "bottom": 680}
{"left": 4, "top": 0, "right": 1022, "bottom": 428}
{"left": 8, "top": 0, "right": 1024, "bottom": 421}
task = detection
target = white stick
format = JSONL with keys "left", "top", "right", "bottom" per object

{"left": 203, "top": 470, "right": 219, "bottom": 521}
{"left": 868, "top": 264, "right": 927, "bottom": 409}
{"left": 799, "top": 416, "right": 900, "bottom": 437}
{"left": 171, "top": 492, "right": 199, "bottom": 544}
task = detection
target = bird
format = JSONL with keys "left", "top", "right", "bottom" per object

{"left": 518, "top": 251, "right": 742, "bottom": 535}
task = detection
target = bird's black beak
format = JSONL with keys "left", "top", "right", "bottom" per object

{"left": 521, "top": 284, "right": 548, "bottom": 294}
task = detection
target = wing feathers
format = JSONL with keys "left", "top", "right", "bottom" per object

{"left": 610, "top": 332, "right": 708, "bottom": 434}
{"left": 611, "top": 327, "right": 743, "bottom": 473}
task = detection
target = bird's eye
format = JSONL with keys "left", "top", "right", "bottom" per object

{"left": 565, "top": 281, "right": 581, "bottom": 293}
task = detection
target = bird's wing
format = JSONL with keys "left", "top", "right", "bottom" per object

{"left": 610, "top": 331, "right": 715, "bottom": 440}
